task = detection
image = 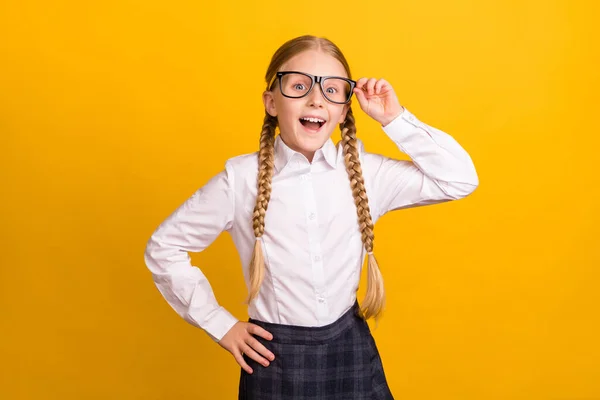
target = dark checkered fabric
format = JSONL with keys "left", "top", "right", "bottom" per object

{"left": 238, "top": 300, "right": 394, "bottom": 399}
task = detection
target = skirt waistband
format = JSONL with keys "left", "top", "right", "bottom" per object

{"left": 248, "top": 300, "right": 363, "bottom": 345}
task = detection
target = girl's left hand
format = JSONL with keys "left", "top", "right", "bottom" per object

{"left": 353, "top": 78, "right": 404, "bottom": 127}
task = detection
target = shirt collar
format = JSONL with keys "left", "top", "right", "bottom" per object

{"left": 273, "top": 134, "right": 339, "bottom": 173}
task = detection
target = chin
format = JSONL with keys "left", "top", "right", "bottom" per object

{"left": 296, "top": 131, "right": 330, "bottom": 150}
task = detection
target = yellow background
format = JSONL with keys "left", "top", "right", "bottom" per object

{"left": 1, "top": 0, "right": 599, "bottom": 399}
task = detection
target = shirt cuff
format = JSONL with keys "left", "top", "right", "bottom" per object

{"left": 381, "top": 107, "right": 433, "bottom": 142}
{"left": 198, "top": 306, "right": 239, "bottom": 343}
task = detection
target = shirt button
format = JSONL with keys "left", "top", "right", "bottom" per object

{"left": 318, "top": 298, "right": 325, "bottom": 303}
{"left": 314, "top": 255, "right": 321, "bottom": 262}
{"left": 301, "top": 174, "right": 308, "bottom": 181}
{"left": 308, "top": 213, "right": 316, "bottom": 220}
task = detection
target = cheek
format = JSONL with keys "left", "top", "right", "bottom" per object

{"left": 275, "top": 102, "right": 298, "bottom": 123}
{"left": 331, "top": 108, "right": 346, "bottom": 125}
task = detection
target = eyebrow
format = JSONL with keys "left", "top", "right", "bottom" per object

{"left": 281, "top": 70, "right": 349, "bottom": 78}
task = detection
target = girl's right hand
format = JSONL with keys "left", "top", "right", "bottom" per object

{"left": 217, "top": 321, "right": 275, "bottom": 374}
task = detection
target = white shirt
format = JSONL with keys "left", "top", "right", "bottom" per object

{"left": 143, "top": 107, "right": 479, "bottom": 342}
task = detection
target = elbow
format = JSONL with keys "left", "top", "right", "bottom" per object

{"left": 143, "top": 236, "right": 173, "bottom": 285}
{"left": 456, "top": 162, "right": 479, "bottom": 196}
{"left": 143, "top": 232, "right": 189, "bottom": 276}
{"left": 439, "top": 169, "right": 479, "bottom": 200}
{"left": 454, "top": 181, "right": 478, "bottom": 199}
{"left": 449, "top": 173, "right": 479, "bottom": 200}
{"left": 468, "top": 168, "right": 480, "bottom": 195}
{"left": 143, "top": 234, "right": 161, "bottom": 274}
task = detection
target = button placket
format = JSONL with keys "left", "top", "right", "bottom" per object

{"left": 300, "top": 167, "right": 328, "bottom": 319}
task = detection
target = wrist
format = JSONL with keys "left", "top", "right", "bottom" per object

{"left": 380, "top": 106, "right": 405, "bottom": 127}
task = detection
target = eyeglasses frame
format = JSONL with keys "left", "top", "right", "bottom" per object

{"left": 268, "top": 71, "right": 356, "bottom": 105}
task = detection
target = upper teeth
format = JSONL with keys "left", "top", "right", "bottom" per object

{"left": 302, "top": 117, "right": 324, "bottom": 123}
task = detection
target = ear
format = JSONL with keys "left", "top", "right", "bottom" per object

{"left": 338, "top": 102, "right": 350, "bottom": 124}
{"left": 263, "top": 91, "right": 277, "bottom": 117}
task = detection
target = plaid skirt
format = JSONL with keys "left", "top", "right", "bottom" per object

{"left": 238, "top": 300, "right": 394, "bottom": 400}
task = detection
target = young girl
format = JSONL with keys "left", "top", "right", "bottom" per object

{"left": 144, "top": 35, "right": 478, "bottom": 399}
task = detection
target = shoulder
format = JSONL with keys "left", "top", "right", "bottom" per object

{"left": 336, "top": 136, "right": 386, "bottom": 174}
{"left": 225, "top": 151, "right": 259, "bottom": 169}
{"left": 353, "top": 137, "right": 383, "bottom": 169}
{"left": 223, "top": 151, "right": 259, "bottom": 185}
{"left": 355, "top": 138, "right": 412, "bottom": 182}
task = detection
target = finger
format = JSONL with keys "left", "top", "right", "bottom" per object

{"left": 374, "top": 79, "right": 388, "bottom": 95}
{"left": 353, "top": 87, "right": 368, "bottom": 108}
{"left": 248, "top": 323, "right": 274, "bottom": 341}
{"left": 366, "top": 78, "right": 377, "bottom": 95}
{"left": 234, "top": 349, "right": 254, "bottom": 374}
{"left": 242, "top": 343, "right": 270, "bottom": 367}
{"left": 355, "top": 77, "right": 369, "bottom": 91}
{"left": 247, "top": 336, "right": 275, "bottom": 361}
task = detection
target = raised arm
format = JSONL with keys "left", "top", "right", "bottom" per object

{"left": 351, "top": 78, "right": 478, "bottom": 218}
{"left": 367, "top": 107, "right": 479, "bottom": 218}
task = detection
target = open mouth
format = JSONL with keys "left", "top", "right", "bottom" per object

{"left": 299, "top": 117, "right": 326, "bottom": 132}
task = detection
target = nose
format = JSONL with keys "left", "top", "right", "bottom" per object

{"left": 306, "top": 83, "right": 325, "bottom": 107}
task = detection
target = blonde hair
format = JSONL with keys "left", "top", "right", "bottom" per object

{"left": 245, "top": 35, "right": 386, "bottom": 322}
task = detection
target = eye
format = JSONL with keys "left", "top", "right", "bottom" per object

{"left": 293, "top": 83, "right": 306, "bottom": 91}
{"left": 325, "top": 87, "right": 338, "bottom": 94}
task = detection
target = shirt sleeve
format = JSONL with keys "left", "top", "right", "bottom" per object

{"left": 143, "top": 163, "right": 239, "bottom": 343}
{"left": 367, "top": 107, "right": 479, "bottom": 218}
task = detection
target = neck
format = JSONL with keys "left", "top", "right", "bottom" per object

{"left": 279, "top": 135, "right": 317, "bottom": 163}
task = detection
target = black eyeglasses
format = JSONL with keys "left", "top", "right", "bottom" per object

{"left": 269, "top": 71, "right": 356, "bottom": 104}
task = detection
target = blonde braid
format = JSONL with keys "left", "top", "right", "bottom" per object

{"left": 340, "top": 108, "right": 386, "bottom": 322}
{"left": 245, "top": 112, "right": 277, "bottom": 304}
